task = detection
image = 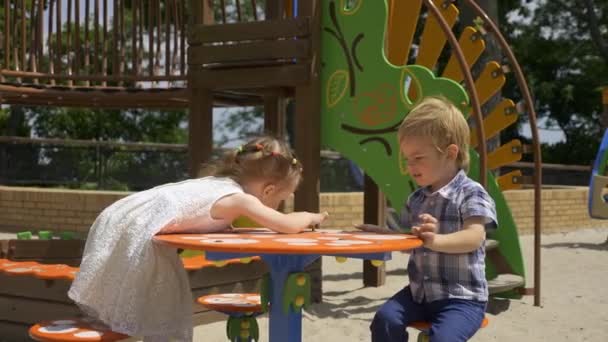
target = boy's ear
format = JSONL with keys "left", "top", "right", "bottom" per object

{"left": 446, "top": 144, "right": 459, "bottom": 160}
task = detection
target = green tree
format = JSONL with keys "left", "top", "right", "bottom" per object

{"left": 499, "top": 0, "right": 608, "bottom": 165}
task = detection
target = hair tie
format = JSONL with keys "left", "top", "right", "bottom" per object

{"left": 292, "top": 158, "right": 298, "bottom": 165}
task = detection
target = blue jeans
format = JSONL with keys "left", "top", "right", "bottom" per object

{"left": 370, "top": 286, "right": 486, "bottom": 342}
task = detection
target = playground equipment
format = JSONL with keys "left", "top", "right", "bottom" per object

{"left": 588, "top": 87, "right": 608, "bottom": 218}
{"left": 1, "top": 4, "right": 543, "bottom": 339}
{"left": 318, "top": 0, "right": 541, "bottom": 302}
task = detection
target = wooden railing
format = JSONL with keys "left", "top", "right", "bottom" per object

{"left": 0, "top": 1, "right": 287, "bottom": 87}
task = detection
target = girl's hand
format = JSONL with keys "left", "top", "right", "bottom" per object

{"left": 308, "top": 211, "right": 329, "bottom": 231}
{"left": 311, "top": 211, "right": 329, "bottom": 226}
{"left": 411, "top": 213, "right": 439, "bottom": 248}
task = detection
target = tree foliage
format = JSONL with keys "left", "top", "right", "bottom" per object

{"left": 499, "top": 0, "right": 608, "bottom": 164}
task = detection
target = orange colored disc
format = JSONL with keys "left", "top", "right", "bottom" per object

{"left": 29, "top": 319, "right": 128, "bottom": 341}
{"left": 409, "top": 316, "right": 489, "bottom": 330}
{"left": 197, "top": 293, "right": 262, "bottom": 313}
{"left": 155, "top": 229, "right": 422, "bottom": 255}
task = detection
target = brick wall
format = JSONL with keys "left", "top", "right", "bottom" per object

{"left": 1, "top": 186, "right": 607, "bottom": 235}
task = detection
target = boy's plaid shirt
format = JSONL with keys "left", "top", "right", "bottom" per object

{"left": 400, "top": 170, "right": 497, "bottom": 303}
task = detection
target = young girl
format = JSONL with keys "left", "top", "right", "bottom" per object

{"left": 68, "top": 136, "right": 328, "bottom": 341}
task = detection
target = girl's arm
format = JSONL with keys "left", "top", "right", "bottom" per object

{"left": 211, "top": 193, "right": 327, "bottom": 234}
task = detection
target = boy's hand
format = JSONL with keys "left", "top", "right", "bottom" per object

{"left": 411, "top": 213, "right": 439, "bottom": 248}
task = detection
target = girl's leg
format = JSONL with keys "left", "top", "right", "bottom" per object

{"left": 427, "top": 299, "right": 486, "bottom": 342}
{"left": 370, "top": 286, "right": 426, "bottom": 342}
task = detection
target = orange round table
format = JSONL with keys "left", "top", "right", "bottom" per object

{"left": 154, "top": 228, "right": 422, "bottom": 342}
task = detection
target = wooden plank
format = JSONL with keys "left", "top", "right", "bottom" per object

{"left": 497, "top": 170, "right": 523, "bottom": 191}
{"left": 488, "top": 139, "right": 522, "bottom": 170}
{"left": 0, "top": 273, "right": 73, "bottom": 303}
{"left": 191, "top": 64, "right": 310, "bottom": 89}
{"left": 363, "top": 175, "right": 386, "bottom": 287}
{"left": 188, "top": 17, "right": 310, "bottom": 44}
{"left": 386, "top": 0, "right": 422, "bottom": 66}
{"left": 0, "top": 295, "right": 81, "bottom": 324}
{"left": 442, "top": 26, "right": 486, "bottom": 82}
{"left": 7, "top": 240, "right": 85, "bottom": 259}
{"left": 415, "top": 0, "right": 459, "bottom": 69}
{"left": 187, "top": 84, "right": 212, "bottom": 177}
{"left": 189, "top": 39, "right": 310, "bottom": 65}
{"left": 264, "top": 96, "right": 287, "bottom": 137}
{"left": 0, "top": 320, "right": 32, "bottom": 342}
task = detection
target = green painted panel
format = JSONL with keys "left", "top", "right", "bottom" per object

{"left": 319, "top": 0, "right": 526, "bottom": 295}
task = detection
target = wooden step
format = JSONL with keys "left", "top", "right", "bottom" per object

{"left": 488, "top": 274, "right": 525, "bottom": 295}
{"left": 485, "top": 239, "right": 499, "bottom": 251}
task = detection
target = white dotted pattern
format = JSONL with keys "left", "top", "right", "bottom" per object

{"left": 173, "top": 230, "right": 417, "bottom": 250}
{"left": 39, "top": 325, "right": 78, "bottom": 334}
{"left": 74, "top": 331, "right": 104, "bottom": 338}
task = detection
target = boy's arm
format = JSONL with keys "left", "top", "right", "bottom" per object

{"left": 425, "top": 217, "right": 486, "bottom": 253}
{"left": 436, "top": 184, "right": 497, "bottom": 253}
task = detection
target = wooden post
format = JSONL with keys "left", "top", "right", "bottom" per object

{"left": 264, "top": 96, "right": 286, "bottom": 137}
{"left": 264, "top": 0, "right": 286, "bottom": 138}
{"left": 294, "top": 0, "right": 320, "bottom": 214}
{"left": 187, "top": 0, "right": 214, "bottom": 177}
{"left": 265, "top": 0, "right": 284, "bottom": 20}
{"left": 294, "top": 0, "right": 322, "bottom": 304}
{"left": 363, "top": 175, "right": 387, "bottom": 287}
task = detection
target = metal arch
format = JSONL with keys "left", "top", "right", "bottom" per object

{"left": 461, "top": 0, "right": 543, "bottom": 308}
{"left": 422, "top": 0, "right": 488, "bottom": 187}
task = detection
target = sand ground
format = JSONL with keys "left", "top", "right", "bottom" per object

{"left": 3, "top": 228, "right": 606, "bottom": 341}
{"left": 192, "top": 227, "right": 608, "bottom": 341}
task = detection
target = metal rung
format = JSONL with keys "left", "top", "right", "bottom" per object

{"left": 485, "top": 239, "right": 499, "bottom": 251}
{"left": 488, "top": 274, "right": 525, "bottom": 295}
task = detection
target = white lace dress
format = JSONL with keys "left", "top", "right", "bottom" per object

{"left": 68, "top": 177, "right": 244, "bottom": 341}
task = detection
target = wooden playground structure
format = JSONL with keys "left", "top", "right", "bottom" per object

{"left": 0, "top": 0, "right": 544, "bottom": 339}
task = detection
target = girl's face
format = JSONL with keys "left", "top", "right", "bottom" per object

{"left": 244, "top": 177, "right": 300, "bottom": 209}
{"left": 400, "top": 136, "right": 459, "bottom": 192}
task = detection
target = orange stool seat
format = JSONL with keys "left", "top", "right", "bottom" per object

{"left": 197, "top": 293, "right": 262, "bottom": 313}
{"left": 29, "top": 319, "right": 128, "bottom": 342}
{"left": 408, "top": 317, "right": 489, "bottom": 342}
{"left": 197, "top": 293, "right": 262, "bottom": 342}
{"left": 409, "top": 316, "right": 489, "bottom": 330}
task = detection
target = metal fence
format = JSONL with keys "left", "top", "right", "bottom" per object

{"left": 0, "top": 136, "right": 363, "bottom": 192}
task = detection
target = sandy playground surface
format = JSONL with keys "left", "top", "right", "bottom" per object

{"left": 192, "top": 227, "right": 608, "bottom": 341}
{"left": 2, "top": 228, "right": 606, "bottom": 341}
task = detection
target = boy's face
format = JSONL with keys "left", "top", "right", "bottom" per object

{"left": 400, "top": 136, "right": 459, "bottom": 191}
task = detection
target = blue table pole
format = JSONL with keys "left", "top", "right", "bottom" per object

{"left": 264, "top": 254, "right": 319, "bottom": 342}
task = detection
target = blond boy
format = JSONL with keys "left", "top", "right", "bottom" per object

{"left": 370, "top": 97, "right": 497, "bottom": 342}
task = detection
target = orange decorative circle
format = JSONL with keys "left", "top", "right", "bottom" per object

{"left": 29, "top": 319, "right": 128, "bottom": 341}
{"left": 155, "top": 229, "right": 422, "bottom": 254}
{"left": 197, "top": 293, "right": 262, "bottom": 313}
{"left": 180, "top": 255, "right": 262, "bottom": 271}
{"left": 0, "top": 260, "right": 79, "bottom": 281}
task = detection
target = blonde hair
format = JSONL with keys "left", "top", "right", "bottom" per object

{"left": 200, "top": 135, "right": 303, "bottom": 187}
{"left": 398, "top": 96, "right": 470, "bottom": 171}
